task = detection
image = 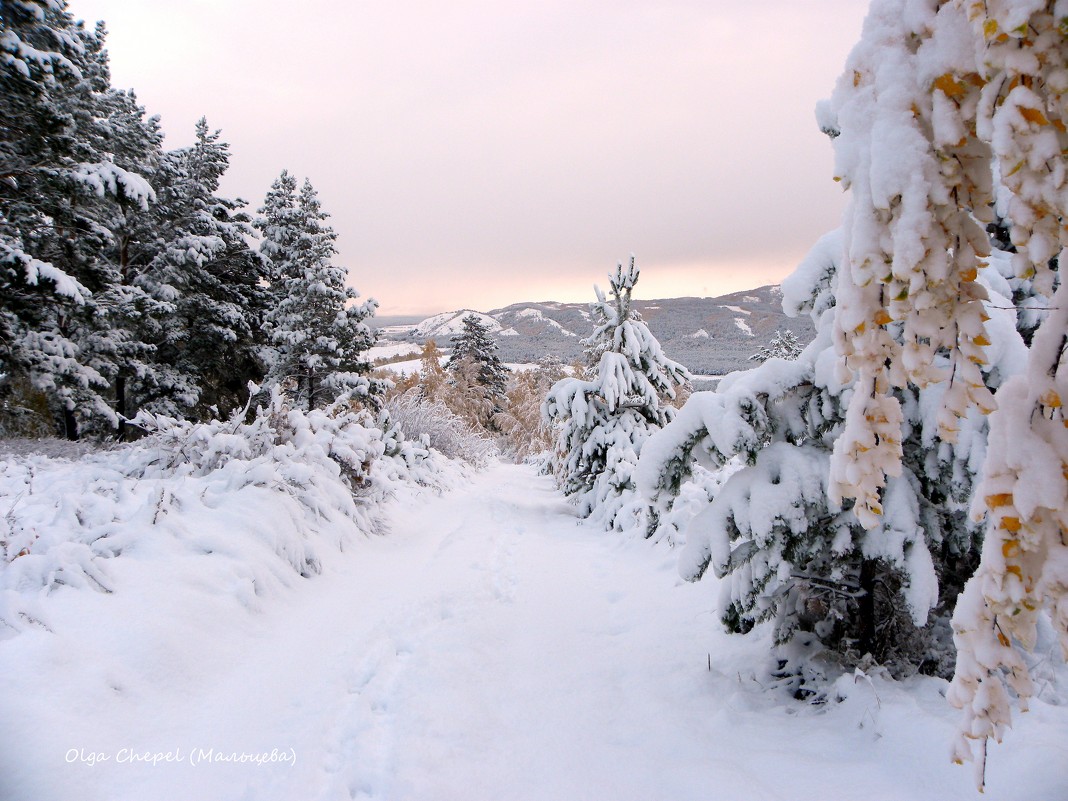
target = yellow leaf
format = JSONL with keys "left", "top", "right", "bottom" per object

{"left": 853, "top": 70, "right": 862, "bottom": 88}
{"left": 933, "top": 73, "right": 967, "bottom": 99}
{"left": 855, "top": 321, "right": 866, "bottom": 334}
{"left": 1002, "top": 538, "right": 1020, "bottom": 558}
{"left": 873, "top": 310, "right": 893, "bottom": 326}
{"left": 1019, "top": 106, "right": 1050, "bottom": 126}
{"left": 1001, "top": 516, "right": 1022, "bottom": 533}
{"left": 1040, "top": 390, "right": 1062, "bottom": 408}
{"left": 986, "top": 493, "right": 1013, "bottom": 508}
{"left": 983, "top": 19, "right": 998, "bottom": 39}
{"left": 973, "top": 334, "right": 991, "bottom": 346}
{"left": 997, "top": 630, "right": 1010, "bottom": 647}
{"left": 961, "top": 266, "right": 978, "bottom": 282}
{"left": 1005, "top": 160, "right": 1026, "bottom": 177}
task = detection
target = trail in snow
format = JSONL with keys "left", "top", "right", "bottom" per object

{"left": 3, "top": 463, "right": 1066, "bottom": 801}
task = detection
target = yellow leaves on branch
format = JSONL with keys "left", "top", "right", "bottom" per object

{"left": 1018, "top": 106, "right": 1050, "bottom": 126}
{"left": 934, "top": 73, "right": 968, "bottom": 99}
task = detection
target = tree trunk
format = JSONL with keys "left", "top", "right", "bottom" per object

{"left": 116, "top": 371, "right": 128, "bottom": 441}
{"left": 858, "top": 559, "right": 878, "bottom": 657}
{"left": 63, "top": 407, "right": 79, "bottom": 441}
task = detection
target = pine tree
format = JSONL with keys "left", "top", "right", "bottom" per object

{"left": 445, "top": 314, "right": 509, "bottom": 409}
{"left": 256, "top": 173, "right": 382, "bottom": 410}
{"left": 636, "top": 229, "right": 1024, "bottom": 682}
{"left": 749, "top": 329, "right": 803, "bottom": 363}
{"left": 145, "top": 119, "right": 268, "bottom": 419}
{"left": 544, "top": 257, "right": 690, "bottom": 530}
{"left": 0, "top": 5, "right": 154, "bottom": 437}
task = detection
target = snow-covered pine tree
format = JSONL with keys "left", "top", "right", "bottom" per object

{"left": 749, "top": 329, "right": 803, "bottom": 363}
{"left": 812, "top": 0, "right": 1068, "bottom": 783}
{"left": 544, "top": 257, "right": 690, "bottom": 530}
{"left": 257, "top": 173, "right": 382, "bottom": 411}
{"left": 445, "top": 314, "right": 509, "bottom": 414}
{"left": 146, "top": 119, "right": 268, "bottom": 418}
{"left": 0, "top": 5, "right": 154, "bottom": 437}
{"left": 84, "top": 86, "right": 188, "bottom": 437}
{"left": 635, "top": 229, "right": 1025, "bottom": 682}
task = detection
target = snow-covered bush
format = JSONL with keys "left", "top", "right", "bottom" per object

{"left": 0, "top": 387, "right": 450, "bottom": 636}
{"left": 544, "top": 258, "right": 690, "bottom": 531}
{"left": 384, "top": 390, "right": 498, "bottom": 467}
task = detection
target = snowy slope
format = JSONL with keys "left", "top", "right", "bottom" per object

{"left": 411, "top": 310, "right": 501, "bottom": 340}
{"left": 1, "top": 463, "right": 1065, "bottom": 800}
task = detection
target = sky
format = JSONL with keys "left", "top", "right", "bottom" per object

{"left": 69, "top": 0, "right": 870, "bottom": 316}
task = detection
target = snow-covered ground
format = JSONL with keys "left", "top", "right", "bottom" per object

{"left": 366, "top": 343, "right": 422, "bottom": 363}
{"left": 2, "top": 462, "right": 1066, "bottom": 800}
{"left": 375, "top": 359, "right": 541, "bottom": 377}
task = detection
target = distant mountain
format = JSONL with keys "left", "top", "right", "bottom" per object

{"left": 410, "top": 310, "right": 501, "bottom": 340}
{"left": 377, "top": 285, "right": 815, "bottom": 377}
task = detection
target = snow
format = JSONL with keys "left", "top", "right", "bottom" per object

{"left": 733, "top": 317, "right": 753, "bottom": 336}
{"left": 366, "top": 343, "right": 421, "bottom": 362}
{"left": 688, "top": 329, "right": 710, "bottom": 339}
{"left": 722, "top": 305, "right": 751, "bottom": 315}
{"left": 413, "top": 311, "right": 501, "bottom": 339}
{"left": 375, "top": 359, "right": 537, "bottom": 378}
{"left": 1, "top": 461, "right": 1065, "bottom": 800}
{"left": 511, "top": 309, "right": 577, "bottom": 336}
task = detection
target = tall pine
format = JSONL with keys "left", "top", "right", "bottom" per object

{"left": 257, "top": 173, "right": 381, "bottom": 410}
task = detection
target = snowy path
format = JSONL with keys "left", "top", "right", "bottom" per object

{"left": 3, "top": 463, "right": 1066, "bottom": 800}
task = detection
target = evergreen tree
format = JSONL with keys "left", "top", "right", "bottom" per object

{"left": 0, "top": 5, "right": 154, "bottom": 437}
{"left": 146, "top": 119, "right": 268, "bottom": 419}
{"left": 749, "top": 329, "right": 802, "bottom": 363}
{"left": 445, "top": 314, "right": 509, "bottom": 407}
{"left": 636, "top": 230, "right": 1025, "bottom": 682}
{"left": 544, "top": 257, "right": 690, "bottom": 530}
{"left": 257, "top": 173, "right": 381, "bottom": 410}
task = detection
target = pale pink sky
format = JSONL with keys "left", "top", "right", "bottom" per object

{"left": 71, "top": 0, "right": 869, "bottom": 315}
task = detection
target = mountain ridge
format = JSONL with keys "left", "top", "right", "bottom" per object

{"left": 376, "top": 284, "right": 815, "bottom": 376}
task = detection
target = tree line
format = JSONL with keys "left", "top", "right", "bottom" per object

{"left": 1, "top": 2, "right": 378, "bottom": 439}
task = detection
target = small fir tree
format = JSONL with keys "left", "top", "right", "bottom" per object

{"left": 446, "top": 315, "right": 509, "bottom": 397}
{"left": 749, "top": 329, "right": 803, "bottom": 363}
{"left": 543, "top": 257, "right": 690, "bottom": 530}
